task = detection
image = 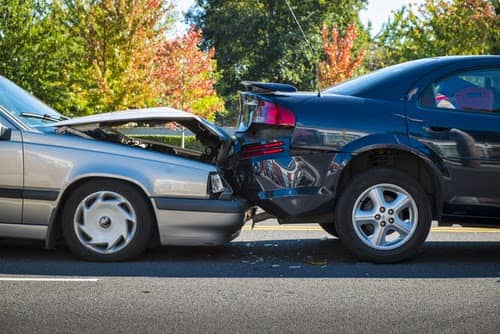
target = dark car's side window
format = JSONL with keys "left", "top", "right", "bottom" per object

{"left": 420, "top": 68, "right": 500, "bottom": 113}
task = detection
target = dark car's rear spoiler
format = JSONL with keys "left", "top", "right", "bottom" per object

{"left": 241, "top": 81, "right": 297, "bottom": 94}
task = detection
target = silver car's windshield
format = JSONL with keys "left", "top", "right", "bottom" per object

{"left": 0, "top": 76, "right": 65, "bottom": 127}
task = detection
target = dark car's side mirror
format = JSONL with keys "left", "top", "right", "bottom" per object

{"left": 0, "top": 125, "right": 12, "bottom": 141}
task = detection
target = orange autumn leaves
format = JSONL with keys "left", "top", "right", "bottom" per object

{"left": 156, "top": 27, "right": 224, "bottom": 122}
{"left": 156, "top": 22, "right": 365, "bottom": 117}
{"left": 160, "top": 24, "right": 365, "bottom": 116}
{"left": 318, "top": 23, "right": 366, "bottom": 89}
{"left": 75, "top": 0, "right": 224, "bottom": 120}
{"left": 70, "top": 0, "right": 175, "bottom": 114}
{"left": 80, "top": 0, "right": 361, "bottom": 120}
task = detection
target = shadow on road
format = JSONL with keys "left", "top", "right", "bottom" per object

{"left": 0, "top": 238, "right": 499, "bottom": 279}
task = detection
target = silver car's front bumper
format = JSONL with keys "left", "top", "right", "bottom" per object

{"left": 153, "top": 197, "right": 249, "bottom": 246}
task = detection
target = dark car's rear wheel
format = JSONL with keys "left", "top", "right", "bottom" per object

{"left": 62, "top": 180, "right": 153, "bottom": 261}
{"left": 334, "top": 168, "right": 432, "bottom": 263}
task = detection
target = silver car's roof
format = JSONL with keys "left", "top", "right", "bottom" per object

{"left": 54, "top": 107, "right": 198, "bottom": 127}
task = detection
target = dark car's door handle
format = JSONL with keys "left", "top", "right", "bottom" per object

{"left": 424, "top": 126, "right": 450, "bottom": 132}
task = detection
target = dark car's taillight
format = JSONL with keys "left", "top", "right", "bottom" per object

{"left": 253, "top": 101, "right": 295, "bottom": 127}
{"left": 241, "top": 141, "right": 285, "bottom": 159}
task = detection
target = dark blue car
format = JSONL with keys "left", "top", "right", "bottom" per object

{"left": 234, "top": 56, "right": 500, "bottom": 263}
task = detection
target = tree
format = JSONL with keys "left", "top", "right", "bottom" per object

{"left": 0, "top": 0, "right": 84, "bottom": 114}
{"left": 318, "top": 23, "right": 366, "bottom": 89}
{"left": 188, "top": 0, "right": 368, "bottom": 123}
{"left": 376, "top": 0, "right": 498, "bottom": 67}
{"left": 0, "top": 0, "right": 225, "bottom": 119}
{"left": 155, "top": 26, "right": 225, "bottom": 122}
{"left": 62, "top": 0, "right": 173, "bottom": 115}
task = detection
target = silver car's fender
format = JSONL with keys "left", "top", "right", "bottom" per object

{"left": 19, "top": 131, "right": 218, "bottom": 247}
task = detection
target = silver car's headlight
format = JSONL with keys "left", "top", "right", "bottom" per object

{"left": 209, "top": 172, "right": 225, "bottom": 194}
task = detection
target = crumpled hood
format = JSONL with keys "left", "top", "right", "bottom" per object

{"left": 52, "top": 106, "right": 233, "bottom": 166}
{"left": 54, "top": 107, "right": 198, "bottom": 127}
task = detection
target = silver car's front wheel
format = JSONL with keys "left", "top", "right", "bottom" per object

{"left": 334, "top": 168, "right": 432, "bottom": 263}
{"left": 74, "top": 191, "right": 137, "bottom": 255}
{"left": 62, "top": 180, "right": 153, "bottom": 261}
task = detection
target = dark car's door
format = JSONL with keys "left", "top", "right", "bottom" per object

{"left": 407, "top": 66, "right": 500, "bottom": 221}
{"left": 0, "top": 114, "right": 23, "bottom": 224}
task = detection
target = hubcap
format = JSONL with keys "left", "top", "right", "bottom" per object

{"left": 351, "top": 184, "right": 418, "bottom": 250}
{"left": 99, "top": 216, "right": 112, "bottom": 229}
{"left": 73, "top": 191, "right": 137, "bottom": 255}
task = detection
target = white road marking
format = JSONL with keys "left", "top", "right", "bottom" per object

{"left": 0, "top": 277, "right": 99, "bottom": 282}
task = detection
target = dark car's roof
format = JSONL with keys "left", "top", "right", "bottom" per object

{"left": 324, "top": 56, "right": 500, "bottom": 100}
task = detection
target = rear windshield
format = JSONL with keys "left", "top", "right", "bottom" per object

{"left": 324, "top": 58, "right": 436, "bottom": 97}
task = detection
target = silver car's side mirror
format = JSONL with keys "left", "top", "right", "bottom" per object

{"left": 0, "top": 125, "right": 12, "bottom": 141}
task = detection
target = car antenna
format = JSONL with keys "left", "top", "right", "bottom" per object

{"left": 284, "top": 0, "right": 321, "bottom": 97}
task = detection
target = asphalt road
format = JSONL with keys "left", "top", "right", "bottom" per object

{"left": 0, "top": 220, "right": 499, "bottom": 334}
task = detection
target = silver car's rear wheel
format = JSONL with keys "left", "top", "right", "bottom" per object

{"left": 352, "top": 184, "right": 418, "bottom": 250}
{"left": 74, "top": 191, "right": 137, "bottom": 255}
{"left": 62, "top": 180, "right": 153, "bottom": 261}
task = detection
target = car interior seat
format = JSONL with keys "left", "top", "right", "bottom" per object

{"left": 454, "top": 86, "right": 494, "bottom": 112}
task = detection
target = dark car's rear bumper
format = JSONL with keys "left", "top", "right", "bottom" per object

{"left": 236, "top": 153, "right": 340, "bottom": 220}
{"left": 152, "top": 197, "right": 249, "bottom": 246}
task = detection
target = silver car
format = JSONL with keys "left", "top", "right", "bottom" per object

{"left": 0, "top": 76, "right": 248, "bottom": 261}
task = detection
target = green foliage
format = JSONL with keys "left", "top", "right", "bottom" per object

{"left": 0, "top": 0, "right": 224, "bottom": 121}
{"left": 373, "top": 0, "right": 499, "bottom": 68}
{"left": 0, "top": 0, "right": 85, "bottom": 114}
{"left": 4, "top": 0, "right": 496, "bottom": 124}
{"left": 0, "top": 0, "right": 172, "bottom": 116}
{"left": 62, "top": 0, "right": 173, "bottom": 115}
{"left": 188, "top": 0, "right": 368, "bottom": 124}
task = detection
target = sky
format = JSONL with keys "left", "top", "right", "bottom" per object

{"left": 359, "top": 0, "right": 425, "bottom": 36}
{"left": 173, "top": 0, "right": 426, "bottom": 36}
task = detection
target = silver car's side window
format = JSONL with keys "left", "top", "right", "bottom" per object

{"left": 420, "top": 68, "right": 500, "bottom": 114}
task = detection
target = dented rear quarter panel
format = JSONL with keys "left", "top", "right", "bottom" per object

{"left": 236, "top": 92, "right": 411, "bottom": 220}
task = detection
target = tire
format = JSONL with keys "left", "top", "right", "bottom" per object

{"left": 319, "top": 222, "right": 338, "bottom": 238}
{"left": 334, "top": 168, "right": 432, "bottom": 263}
{"left": 62, "top": 180, "right": 153, "bottom": 261}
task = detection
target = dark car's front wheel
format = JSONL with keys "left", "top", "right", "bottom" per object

{"left": 334, "top": 168, "right": 432, "bottom": 263}
{"left": 62, "top": 180, "right": 154, "bottom": 261}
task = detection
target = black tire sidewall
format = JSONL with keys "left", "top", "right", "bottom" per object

{"left": 319, "top": 222, "right": 338, "bottom": 238}
{"left": 334, "top": 168, "right": 432, "bottom": 263}
{"left": 62, "top": 180, "right": 153, "bottom": 261}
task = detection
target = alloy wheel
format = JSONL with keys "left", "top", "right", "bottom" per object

{"left": 351, "top": 183, "right": 418, "bottom": 250}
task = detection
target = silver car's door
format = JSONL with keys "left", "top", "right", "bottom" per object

{"left": 0, "top": 116, "right": 23, "bottom": 224}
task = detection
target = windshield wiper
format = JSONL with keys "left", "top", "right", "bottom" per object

{"left": 20, "top": 112, "right": 69, "bottom": 122}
